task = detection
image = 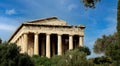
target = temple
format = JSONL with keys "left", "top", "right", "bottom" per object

{"left": 8, "top": 17, "right": 85, "bottom": 58}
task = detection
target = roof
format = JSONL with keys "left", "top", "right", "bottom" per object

{"left": 8, "top": 17, "right": 85, "bottom": 42}
{"left": 25, "top": 16, "right": 58, "bottom": 23}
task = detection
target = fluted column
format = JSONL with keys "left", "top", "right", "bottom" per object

{"left": 34, "top": 33, "right": 39, "bottom": 55}
{"left": 23, "top": 33, "right": 28, "bottom": 53}
{"left": 79, "top": 36, "right": 84, "bottom": 46}
{"left": 58, "top": 34, "right": 62, "bottom": 55}
{"left": 20, "top": 35, "right": 24, "bottom": 53}
{"left": 69, "top": 35, "right": 73, "bottom": 50}
{"left": 46, "top": 33, "right": 50, "bottom": 58}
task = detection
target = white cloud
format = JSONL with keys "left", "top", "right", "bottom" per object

{"left": 68, "top": 4, "right": 78, "bottom": 11}
{"left": 58, "top": 0, "right": 67, "bottom": 5}
{"left": 5, "top": 9, "right": 16, "bottom": 15}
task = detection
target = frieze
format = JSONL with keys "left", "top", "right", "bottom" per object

{"left": 26, "top": 26, "right": 83, "bottom": 33}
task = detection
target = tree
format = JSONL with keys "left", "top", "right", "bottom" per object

{"left": 94, "top": 33, "right": 117, "bottom": 54}
{"left": 57, "top": 50, "right": 88, "bottom": 66}
{"left": 0, "top": 38, "right": 2, "bottom": 44}
{"left": 77, "top": 46, "right": 91, "bottom": 55}
{"left": 32, "top": 55, "right": 51, "bottom": 66}
{"left": 117, "top": 0, "right": 120, "bottom": 44}
{"left": 93, "top": 33, "right": 120, "bottom": 65}
{"left": 105, "top": 43, "right": 120, "bottom": 61}
{"left": 51, "top": 55, "right": 63, "bottom": 66}
{"left": 0, "top": 43, "right": 34, "bottom": 66}
{"left": 93, "top": 56, "right": 112, "bottom": 65}
{"left": 18, "top": 54, "right": 34, "bottom": 66}
{"left": 81, "top": 0, "right": 100, "bottom": 8}
{"left": 54, "top": 47, "right": 93, "bottom": 66}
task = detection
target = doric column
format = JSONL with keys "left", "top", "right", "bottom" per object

{"left": 34, "top": 33, "right": 39, "bottom": 55}
{"left": 79, "top": 36, "right": 84, "bottom": 46}
{"left": 46, "top": 33, "right": 51, "bottom": 58}
{"left": 20, "top": 35, "right": 24, "bottom": 53}
{"left": 23, "top": 33, "right": 28, "bottom": 53}
{"left": 69, "top": 35, "right": 73, "bottom": 50}
{"left": 58, "top": 34, "right": 62, "bottom": 55}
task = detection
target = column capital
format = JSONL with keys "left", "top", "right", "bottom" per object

{"left": 34, "top": 32, "right": 39, "bottom": 35}
{"left": 58, "top": 34, "right": 62, "bottom": 36}
{"left": 79, "top": 35, "right": 84, "bottom": 37}
{"left": 46, "top": 33, "right": 51, "bottom": 35}
{"left": 69, "top": 34, "right": 74, "bottom": 36}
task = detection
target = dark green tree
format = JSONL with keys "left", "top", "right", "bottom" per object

{"left": 94, "top": 33, "right": 117, "bottom": 54}
{"left": 93, "top": 56, "right": 112, "bottom": 65}
{"left": 105, "top": 43, "right": 120, "bottom": 61}
{"left": 117, "top": 0, "right": 120, "bottom": 44}
{"left": 53, "top": 47, "right": 92, "bottom": 66}
{"left": 0, "top": 43, "right": 34, "bottom": 66}
{"left": 32, "top": 55, "right": 51, "bottom": 66}
{"left": 18, "top": 54, "right": 34, "bottom": 66}
{"left": 77, "top": 46, "right": 91, "bottom": 55}
{"left": 51, "top": 55, "right": 63, "bottom": 66}
{"left": 31, "top": 47, "right": 92, "bottom": 66}
{"left": 81, "top": 0, "right": 100, "bottom": 8}
{"left": 0, "top": 38, "right": 2, "bottom": 44}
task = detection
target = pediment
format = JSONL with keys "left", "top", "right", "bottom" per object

{"left": 24, "top": 17, "right": 67, "bottom": 26}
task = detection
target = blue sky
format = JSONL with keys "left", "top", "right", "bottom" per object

{"left": 0, "top": 0, "right": 117, "bottom": 57}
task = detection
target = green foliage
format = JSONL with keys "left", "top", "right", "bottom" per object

{"left": 93, "top": 33, "right": 120, "bottom": 65}
{"left": 0, "top": 43, "right": 34, "bottom": 66}
{"left": 51, "top": 55, "right": 62, "bottom": 66}
{"left": 32, "top": 47, "right": 92, "bottom": 66}
{"left": 0, "top": 38, "right": 2, "bottom": 44}
{"left": 94, "top": 33, "right": 117, "bottom": 54}
{"left": 18, "top": 54, "right": 34, "bottom": 66}
{"left": 62, "top": 49, "right": 88, "bottom": 66}
{"left": 105, "top": 43, "right": 120, "bottom": 61}
{"left": 0, "top": 43, "right": 20, "bottom": 66}
{"left": 117, "top": 0, "right": 120, "bottom": 45}
{"left": 81, "top": 0, "right": 100, "bottom": 8}
{"left": 77, "top": 46, "right": 91, "bottom": 55}
{"left": 93, "top": 56, "right": 112, "bottom": 64}
{"left": 32, "top": 55, "right": 51, "bottom": 66}
{"left": 51, "top": 47, "right": 92, "bottom": 66}
{"left": 112, "top": 61, "right": 120, "bottom": 66}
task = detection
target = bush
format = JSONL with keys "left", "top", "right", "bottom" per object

{"left": 0, "top": 43, "right": 34, "bottom": 66}
{"left": 32, "top": 55, "right": 51, "bottom": 66}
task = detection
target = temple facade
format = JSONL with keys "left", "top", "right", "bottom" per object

{"left": 8, "top": 17, "right": 85, "bottom": 58}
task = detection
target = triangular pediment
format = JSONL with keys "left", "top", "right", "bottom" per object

{"left": 24, "top": 17, "right": 67, "bottom": 26}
